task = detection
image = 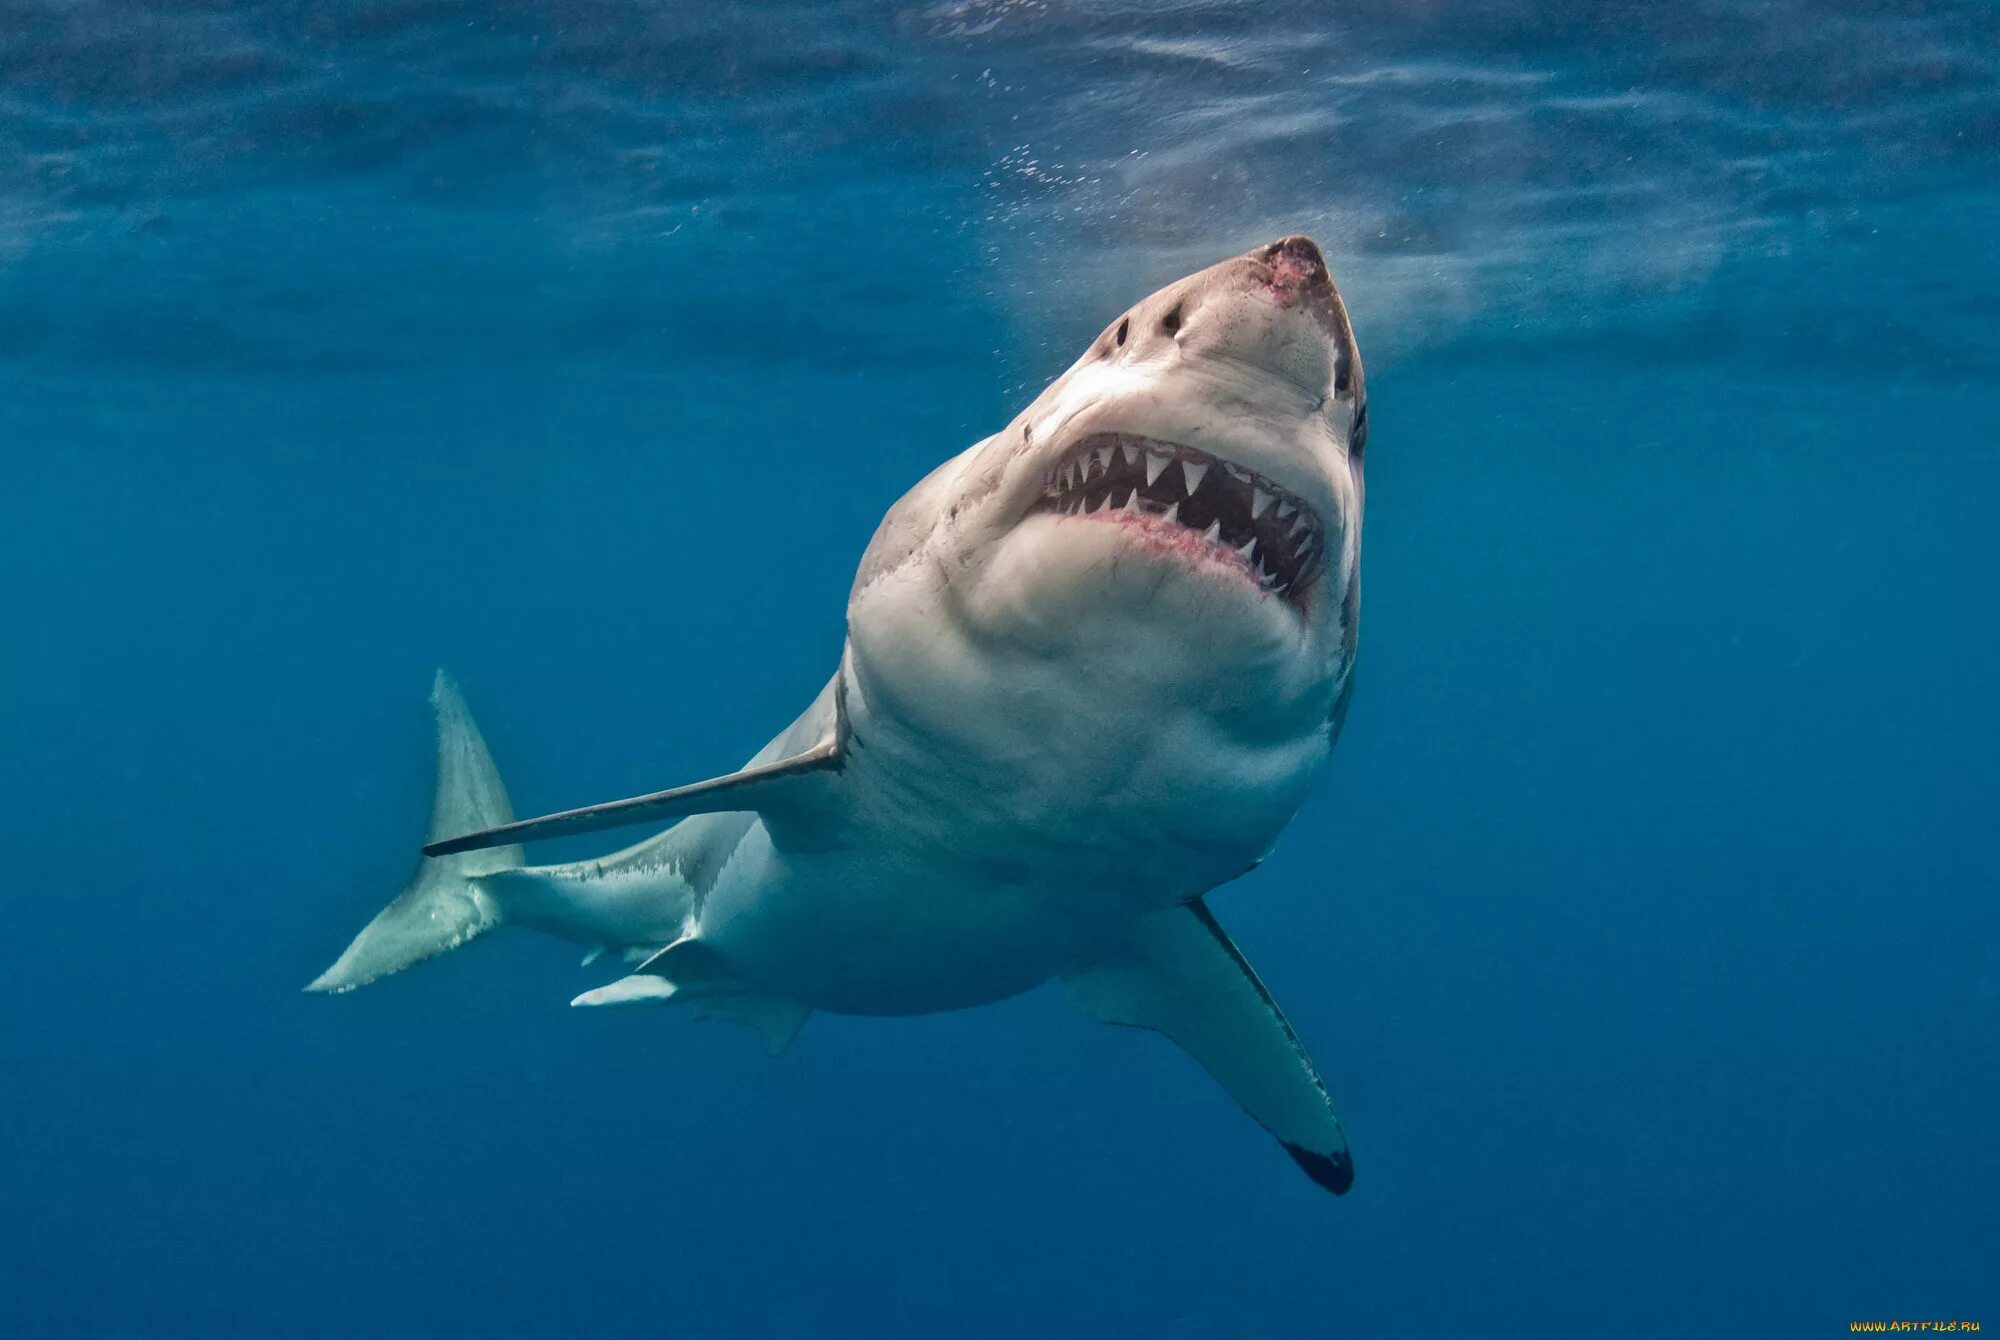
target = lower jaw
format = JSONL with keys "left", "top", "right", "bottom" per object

{"left": 1055, "top": 508, "right": 1306, "bottom": 611}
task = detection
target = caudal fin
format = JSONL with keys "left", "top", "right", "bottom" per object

{"left": 307, "top": 671, "right": 525, "bottom": 993}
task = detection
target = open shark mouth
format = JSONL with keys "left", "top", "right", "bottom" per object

{"left": 1029, "top": 432, "right": 1325, "bottom": 604}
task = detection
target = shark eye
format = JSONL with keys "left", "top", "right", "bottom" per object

{"left": 1114, "top": 317, "right": 1129, "bottom": 348}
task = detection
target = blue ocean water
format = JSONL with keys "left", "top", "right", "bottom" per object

{"left": 3, "top": 1, "right": 1996, "bottom": 1335}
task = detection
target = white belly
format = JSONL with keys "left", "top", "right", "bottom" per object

{"left": 692, "top": 731, "right": 1315, "bottom": 1016}
{"left": 688, "top": 596, "right": 1333, "bottom": 1016}
{"left": 693, "top": 818, "right": 1122, "bottom": 1015}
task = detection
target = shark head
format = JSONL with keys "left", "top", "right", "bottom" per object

{"left": 994, "top": 234, "right": 1360, "bottom": 648}
{"left": 845, "top": 237, "right": 1367, "bottom": 886}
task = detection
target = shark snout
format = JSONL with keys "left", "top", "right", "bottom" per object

{"left": 1251, "top": 236, "right": 1332, "bottom": 307}
{"left": 1232, "top": 235, "right": 1364, "bottom": 409}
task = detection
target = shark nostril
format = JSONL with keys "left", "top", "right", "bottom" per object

{"left": 1160, "top": 303, "right": 1183, "bottom": 336}
{"left": 1115, "top": 317, "right": 1129, "bottom": 348}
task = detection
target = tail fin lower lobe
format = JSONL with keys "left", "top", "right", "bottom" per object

{"left": 308, "top": 671, "right": 524, "bottom": 993}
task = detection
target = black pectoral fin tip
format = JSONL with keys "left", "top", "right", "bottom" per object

{"left": 1285, "top": 1142, "right": 1354, "bottom": 1197}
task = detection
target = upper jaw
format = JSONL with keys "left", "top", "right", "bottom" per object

{"left": 1025, "top": 432, "right": 1328, "bottom": 608}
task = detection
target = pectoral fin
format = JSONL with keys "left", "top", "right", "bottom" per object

{"left": 1063, "top": 899, "right": 1353, "bottom": 1196}
{"left": 423, "top": 676, "right": 849, "bottom": 858}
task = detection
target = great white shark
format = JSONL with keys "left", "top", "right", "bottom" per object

{"left": 312, "top": 236, "right": 1370, "bottom": 1196}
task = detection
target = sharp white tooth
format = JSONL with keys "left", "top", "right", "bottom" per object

{"left": 1290, "top": 516, "right": 1310, "bottom": 539}
{"left": 1093, "top": 444, "right": 1114, "bottom": 472}
{"left": 1145, "top": 452, "right": 1169, "bottom": 486}
{"left": 1162, "top": 502, "right": 1180, "bottom": 524}
{"left": 1116, "top": 439, "right": 1135, "bottom": 466}
{"left": 1182, "top": 460, "right": 1210, "bottom": 493}
{"left": 1251, "top": 488, "right": 1272, "bottom": 518}
{"left": 1203, "top": 519, "right": 1221, "bottom": 543}
{"left": 1117, "top": 487, "right": 1137, "bottom": 511}
{"left": 1275, "top": 499, "right": 1296, "bottom": 520}
{"left": 1235, "top": 536, "right": 1257, "bottom": 558}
